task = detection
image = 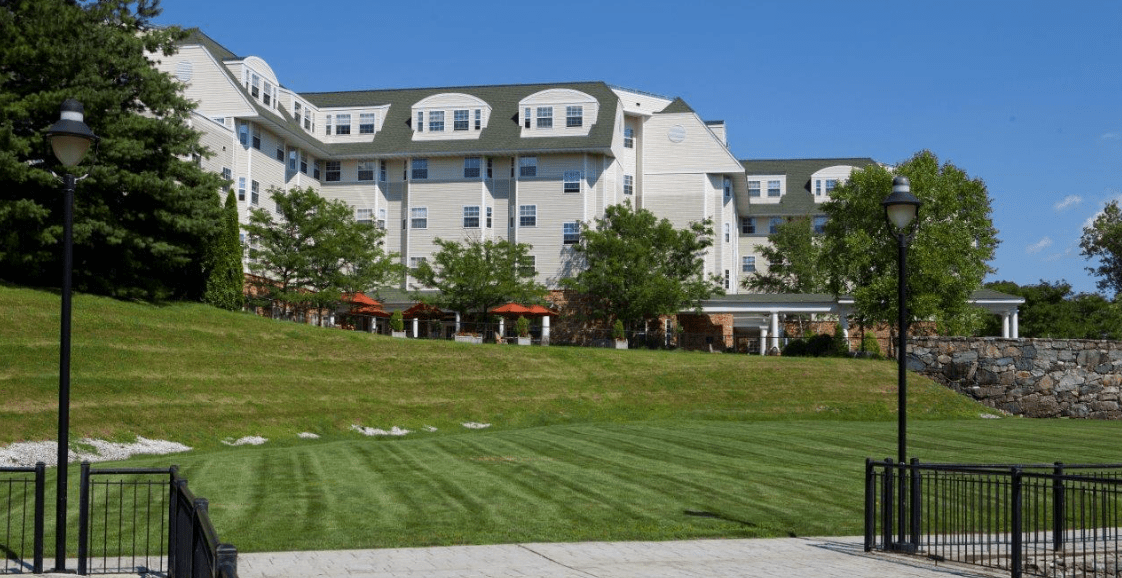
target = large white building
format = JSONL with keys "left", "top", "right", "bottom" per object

{"left": 154, "top": 30, "right": 1022, "bottom": 348}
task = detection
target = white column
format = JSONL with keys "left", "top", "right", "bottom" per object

{"left": 1002, "top": 311, "right": 1011, "bottom": 338}
{"left": 760, "top": 327, "right": 768, "bottom": 356}
{"left": 839, "top": 314, "right": 850, "bottom": 338}
{"left": 455, "top": 311, "right": 462, "bottom": 334}
{"left": 498, "top": 318, "right": 505, "bottom": 340}
{"left": 411, "top": 316, "right": 418, "bottom": 338}
{"left": 541, "top": 316, "right": 551, "bottom": 345}
{"left": 1012, "top": 310, "right": 1020, "bottom": 338}
{"left": 769, "top": 312, "right": 780, "bottom": 352}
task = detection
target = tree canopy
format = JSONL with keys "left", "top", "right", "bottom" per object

{"left": 1079, "top": 200, "right": 1122, "bottom": 298}
{"left": 0, "top": 0, "right": 227, "bottom": 300}
{"left": 412, "top": 237, "right": 545, "bottom": 322}
{"left": 821, "top": 151, "right": 1000, "bottom": 335}
{"left": 561, "top": 199, "right": 722, "bottom": 328}
{"left": 742, "top": 216, "right": 826, "bottom": 294}
{"left": 981, "top": 280, "right": 1122, "bottom": 339}
{"left": 243, "top": 186, "right": 401, "bottom": 320}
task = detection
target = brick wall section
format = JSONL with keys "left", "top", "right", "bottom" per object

{"left": 678, "top": 313, "right": 733, "bottom": 351}
{"left": 909, "top": 337, "right": 1122, "bottom": 419}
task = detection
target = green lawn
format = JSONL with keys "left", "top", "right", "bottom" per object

{"left": 3, "top": 284, "right": 1119, "bottom": 554}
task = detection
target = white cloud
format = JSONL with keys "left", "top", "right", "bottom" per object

{"left": 1054, "top": 195, "right": 1082, "bottom": 211}
{"left": 1102, "top": 132, "right": 1121, "bottom": 141}
{"left": 1026, "top": 237, "right": 1053, "bottom": 254}
{"left": 1083, "top": 192, "right": 1122, "bottom": 229}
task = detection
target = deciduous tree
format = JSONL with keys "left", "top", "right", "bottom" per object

{"left": 561, "top": 200, "right": 722, "bottom": 329}
{"left": 742, "top": 217, "right": 825, "bottom": 294}
{"left": 412, "top": 238, "right": 545, "bottom": 323}
{"left": 0, "top": 0, "right": 226, "bottom": 300}
{"left": 1080, "top": 200, "right": 1122, "bottom": 298}
{"left": 981, "top": 280, "right": 1122, "bottom": 339}
{"left": 821, "top": 151, "right": 999, "bottom": 336}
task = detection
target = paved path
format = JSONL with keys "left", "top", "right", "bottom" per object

{"left": 237, "top": 537, "right": 1005, "bottom": 578}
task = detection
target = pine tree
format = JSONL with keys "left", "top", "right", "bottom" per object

{"left": 203, "top": 190, "right": 244, "bottom": 310}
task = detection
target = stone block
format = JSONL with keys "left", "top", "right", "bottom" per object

{"left": 1022, "top": 345, "right": 1037, "bottom": 358}
{"left": 1069, "top": 404, "right": 1090, "bottom": 418}
{"left": 1092, "top": 400, "right": 1120, "bottom": 412}
{"left": 994, "top": 357, "right": 1014, "bottom": 367}
{"left": 953, "top": 350, "right": 979, "bottom": 363}
{"left": 1077, "top": 350, "right": 1103, "bottom": 367}
{"left": 1055, "top": 374, "right": 1084, "bottom": 392}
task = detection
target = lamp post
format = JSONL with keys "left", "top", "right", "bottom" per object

{"left": 45, "top": 99, "right": 97, "bottom": 572}
{"left": 882, "top": 175, "right": 922, "bottom": 551}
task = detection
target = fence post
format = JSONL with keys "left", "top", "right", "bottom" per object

{"left": 1011, "top": 467, "right": 1023, "bottom": 578}
{"left": 77, "top": 462, "right": 91, "bottom": 576}
{"left": 883, "top": 458, "right": 894, "bottom": 550}
{"left": 1052, "top": 462, "right": 1064, "bottom": 551}
{"left": 910, "top": 457, "right": 921, "bottom": 551}
{"left": 864, "top": 458, "right": 874, "bottom": 552}
{"left": 33, "top": 462, "right": 45, "bottom": 574}
{"left": 216, "top": 543, "right": 238, "bottom": 578}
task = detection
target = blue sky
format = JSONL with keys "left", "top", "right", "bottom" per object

{"left": 154, "top": 0, "right": 1122, "bottom": 295}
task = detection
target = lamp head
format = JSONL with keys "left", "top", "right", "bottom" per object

{"left": 45, "top": 99, "right": 97, "bottom": 168}
{"left": 882, "top": 176, "right": 922, "bottom": 233}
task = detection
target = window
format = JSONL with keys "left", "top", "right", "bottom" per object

{"left": 379, "top": 160, "right": 387, "bottom": 182}
{"left": 463, "top": 206, "right": 480, "bottom": 228}
{"left": 304, "top": 110, "right": 312, "bottom": 131}
{"left": 740, "top": 217, "right": 755, "bottom": 235}
{"left": 724, "top": 270, "right": 730, "bottom": 290}
{"left": 252, "top": 125, "right": 261, "bottom": 150}
{"left": 428, "top": 111, "right": 444, "bottom": 132}
{"left": 624, "top": 174, "right": 634, "bottom": 196}
{"left": 294, "top": 102, "right": 302, "bottom": 126}
{"left": 825, "top": 179, "right": 838, "bottom": 195}
{"left": 300, "top": 152, "right": 308, "bottom": 175}
{"left": 250, "top": 74, "right": 259, "bottom": 98}
{"left": 356, "top": 208, "right": 373, "bottom": 225}
{"left": 275, "top": 140, "right": 284, "bottom": 162}
{"left": 748, "top": 180, "right": 761, "bottom": 197}
{"left": 411, "top": 207, "right": 428, "bottom": 229}
{"left": 486, "top": 206, "right": 492, "bottom": 228}
{"left": 519, "top": 205, "right": 536, "bottom": 227}
{"left": 359, "top": 113, "right": 375, "bottom": 134}
{"left": 724, "top": 177, "right": 732, "bottom": 201}
{"left": 815, "top": 180, "right": 821, "bottom": 196}
{"left": 453, "top": 109, "right": 469, "bottom": 131}
{"left": 251, "top": 180, "right": 260, "bottom": 205}
{"left": 563, "top": 222, "right": 579, "bottom": 244}
{"left": 288, "top": 149, "right": 297, "bottom": 171}
{"left": 767, "top": 180, "right": 781, "bottom": 197}
{"left": 357, "top": 161, "right": 374, "bottom": 181}
{"left": 411, "top": 158, "right": 428, "bottom": 180}
{"left": 238, "top": 123, "right": 248, "bottom": 146}
{"left": 813, "top": 215, "right": 828, "bottom": 234}
{"left": 464, "top": 157, "right": 481, "bottom": 178}
{"left": 335, "top": 114, "right": 351, "bottom": 135}
{"left": 263, "top": 81, "right": 271, "bottom": 106}
{"left": 563, "top": 171, "right": 581, "bottom": 193}
{"left": 624, "top": 127, "right": 634, "bottom": 148}
{"left": 519, "top": 255, "right": 536, "bottom": 278}
{"left": 409, "top": 256, "right": 427, "bottom": 269}
{"left": 326, "top": 114, "right": 332, "bottom": 136}
{"left": 486, "top": 157, "right": 493, "bottom": 179}
{"left": 769, "top": 217, "right": 783, "bottom": 234}
{"left": 536, "top": 107, "right": 552, "bottom": 129}
{"left": 275, "top": 200, "right": 283, "bottom": 215}
{"left": 325, "top": 161, "right": 341, "bottom": 182}
{"left": 474, "top": 109, "right": 481, "bottom": 130}
{"left": 377, "top": 208, "right": 386, "bottom": 229}
{"left": 237, "top": 177, "right": 246, "bottom": 201}
{"left": 742, "top": 256, "right": 756, "bottom": 273}
{"left": 221, "top": 167, "right": 231, "bottom": 181}
{"left": 416, "top": 111, "right": 423, "bottom": 132}
{"left": 313, "top": 161, "right": 321, "bottom": 180}
{"left": 566, "top": 106, "right": 583, "bottom": 127}
{"left": 724, "top": 223, "right": 730, "bottom": 243}
{"left": 519, "top": 156, "right": 537, "bottom": 177}
{"left": 523, "top": 107, "right": 531, "bottom": 129}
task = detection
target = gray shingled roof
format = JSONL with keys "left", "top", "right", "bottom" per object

{"left": 179, "top": 29, "right": 622, "bottom": 159}
{"left": 660, "top": 97, "right": 695, "bottom": 114}
{"left": 741, "top": 158, "right": 878, "bottom": 217}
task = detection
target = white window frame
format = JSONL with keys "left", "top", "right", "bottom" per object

{"left": 428, "top": 110, "right": 444, "bottom": 132}
{"left": 356, "top": 208, "right": 373, "bottom": 224}
{"left": 250, "top": 180, "right": 260, "bottom": 205}
{"left": 563, "top": 221, "right": 579, "bottom": 245}
{"left": 813, "top": 215, "right": 828, "bottom": 234}
{"left": 453, "top": 109, "right": 469, "bottom": 131}
{"left": 767, "top": 179, "right": 781, "bottom": 197}
{"left": 536, "top": 106, "right": 552, "bottom": 129}
{"left": 377, "top": 208, "right": 386, "bottom": 229}
{"left": 416, "top": 111, "right": 423, "bottom": 132}
{"left": 523, "top": 107, "right": 531, "bottom": 129}
{"left": 474, "top": 109, "right": 482, "bottom": 130}
{"left": 251, "top": 125, "right": 261, "bottom": 149}
{"left": 519, "top": 156, "right": 537, "bottom": 177}
{"left": 379, "top": 160, "right": 387, "bottom": 182}
{"left": 741, "top": 217, "right": 755, "bottom": 235}
{"left": 463, "top": 205, "right": 480, "bottom": 228}
{"left": 748, "top": 180, "right": 761, "bottom": 197}
{"left": 411, "top": 207, "right": 428, "bottom": 229}
{"left": 563, "top": 170, "right": 581, "bottom": 193}
{"left": 566, "top": 106, "right": 583, "bottom": 128}
{"left": 486, "top": 206, "right": 492, "bottom": 228}
{"left": 769, "top": 217, "right": 783, "bottom": 234}
{"left": 237, "top": 177, "right": 246, "bottom": 201}
{"left": 411, "top": 158, "right": 428, "bottom": 180}
{"left": 724, "top": 177, "right": 732, "bottom": 201}
{"left": 624, "top": 174, "right": 633, "bottom": 196}
{"left": 325, "top": 160, "right": 341, "bottom": 182}
{"left": 335, "top": 113, "right": 351, "bottom": 135}
{"left": 742, "top": 256, "right": 756, "bottom": 273}
{"left": 464, "top": 157, "right": 481, "bottom": 179}
{"left": 519, "top": 205, "right": 537, "bottom": 227}
{"left": 624, "top": 127, "right": 634, "bottom": 148}
{"left": 724, "top": 223, "right": 730, "bottom": 243}
{"left": 359, "top": 113, "right": 376, "bottom": 134}
{"left": 357, "top": 161, "right": 374, "bottom": 181}
{"left": 409, "top": 256, "right": 427, "bottom": 269}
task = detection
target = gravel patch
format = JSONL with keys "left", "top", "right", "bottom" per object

{"left": 297, "top": 432, "right": 320, "bottom": 439}
{"left": 462, "top": 422, "right": 491, "bottom": 429}
{"left": 0, "top": 437, "right": 191, "bottom": 468}
{"left": 222, "top": 436, "right": 268, "bottom": 446}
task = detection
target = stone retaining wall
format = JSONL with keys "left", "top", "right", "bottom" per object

{"left": 908, "top": 337, "right": 1122, "bottom": 419}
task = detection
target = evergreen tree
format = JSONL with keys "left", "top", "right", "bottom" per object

{"left": 203, "top": 190, "right": 244, "bottom": 310}
{"left": 0, "top": 0, "right": 226, "bottom": 300}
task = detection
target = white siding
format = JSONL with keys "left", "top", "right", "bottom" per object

{"left": 642, "top": 113, "right": 743, "bottom": 175}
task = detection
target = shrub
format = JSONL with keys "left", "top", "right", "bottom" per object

{"left": 516, "top": 315, "right": 530, "bottom": 337}
{"left": 612, "top": 319, "right": 626, "bottom": 341}
{"left": 860, "top": 333, "right": 882, "bottom": 358}
{"left": 390, "top": 310, "right": 404, "bottom": 332}
{"left": 805, "top": 333, "right": 835, "bottom": 356}
{"left": 832, "top": 327, "right": 850, "bottom": 356}
{"left": 783, "top": 339, "right": 808, "bottom": 356}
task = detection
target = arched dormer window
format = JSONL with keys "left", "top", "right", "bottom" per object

{"left": 810, "top": 165, "right": 859, "bottom": 202}
{"left": 412, "top": 93, "right": 491, "bottom": 141}
{"left": 518, "top": 88, "right": 598, "bottom": 138}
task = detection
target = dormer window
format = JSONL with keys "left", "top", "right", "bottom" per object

{"left": 767, "top": 180, "right": 781, "bottom": 197}
{"left": 294, "top": 102, "right": 302, "bottom": 125}
{"left": 359, "top": 113, "right": 376, "bottom": 134}
{"left": 336, "top": 114, "right": 351, "bottom": 135}
{"left": 428, "top": 111, "right": 444, "bottom": 132}
{"left": 474, "top": 109, "right": 482, "bottom": 130}
{"left": 524, "top": 108, "right": 531, "bottom": 129}
{"left": 454, "top": 110, "right": 469, "bottom": 131}
{"left": 536, "top": 107, "right": 553, "bottom": 129}
{"left": 566, "top": 106, "right": 583, "bottom": 128}
{"left": 250, "top": 74, "right": 260, "bottom": 98}
{"left": 416, "top": 111, "right": 424, "bottom": 132}
{"left": 263, "top": 81, "right": 272, "bottom": 106}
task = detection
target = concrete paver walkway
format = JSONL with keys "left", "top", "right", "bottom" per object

{"left": 237, "top": 537, "right": 1005, "bottom": 578}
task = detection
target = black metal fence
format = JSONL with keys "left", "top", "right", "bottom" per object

{"left": 866, "top": 458, "right": 1122, "bottom": 577}
{"left": 77, "top": 463, "right": 237, "bottom": 577}
{"left": 0, "top": 464, "right": 45, "bottom": 574}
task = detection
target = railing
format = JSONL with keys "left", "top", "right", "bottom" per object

{"left": 78, "top": 463, "right": 237, "bottom": 578}
{"left": 866, "top": 458, "right": 1122, "bottom": 577}
{"left": 0, "top": 464, "right": 45, "bottom": 574}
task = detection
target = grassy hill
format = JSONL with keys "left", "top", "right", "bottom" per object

{"left": 4, "top": 284, "right": 1118, "bottom": 552}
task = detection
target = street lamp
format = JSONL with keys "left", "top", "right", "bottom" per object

{"left": 45, "top": 98, "right": 97, "bottom": 572}
{"left": 882, "top": 175, "right": 922, "bottom": 551}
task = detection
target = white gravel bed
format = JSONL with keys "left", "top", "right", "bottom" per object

{"left": 222, "top": 436, "right": 268, "bottom": 446}
{"left": 0, "top": 437, "right": 191, "bottom": 468}
{"left": 351, "top": 424, "right": 411, "bottom": 436}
